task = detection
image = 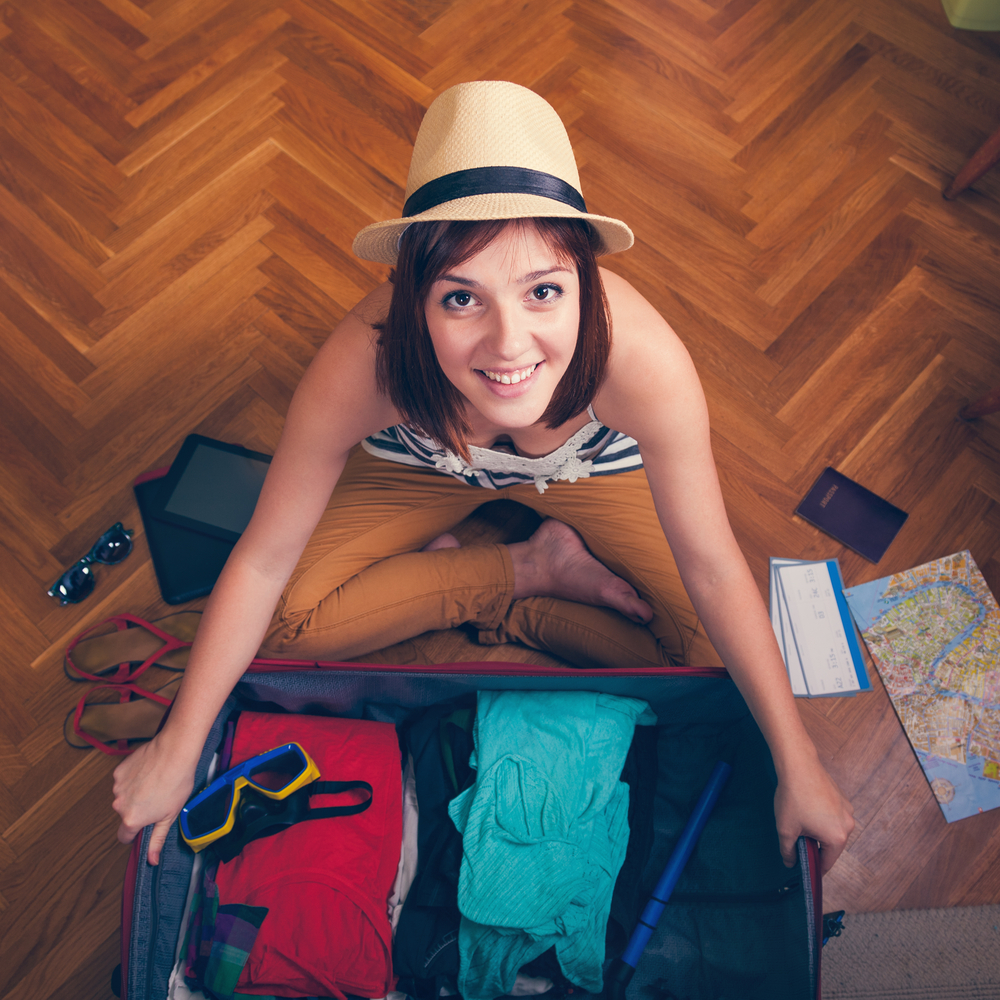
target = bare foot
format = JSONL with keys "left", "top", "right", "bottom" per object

{"left": 509, "top": 519, "right": 653, "bottom": 625}
{"left": 422, "top": 532, "right": 462, "bottom": 552}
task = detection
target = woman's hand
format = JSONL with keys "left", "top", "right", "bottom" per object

{"left": 774, "top": 756, "right": 855, "bottom": 876}
{"left": 113, "top": 736, "right": 197, "bottom": 866}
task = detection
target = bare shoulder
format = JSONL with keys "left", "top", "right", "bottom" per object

{"left": 349, "top": 279, "right": 393, "bottom": 328}
{"left": 596, "top": 267, "right": 702, "bottom": 432}
{"left": 312, "top": 280, "right": 391, "bottom": 369}
{"left": 600, "top": 267, "right": 682, "bottom": 351}
{"left": 599, "top": 266, "right": 654, "bottom": 317}
{"left": 293, "top": 281, "right": 399, "bottom": 442}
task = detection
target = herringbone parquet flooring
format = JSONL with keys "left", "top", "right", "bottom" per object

{"left": 1, "top": 0, "right": 1000, "bottom": 996}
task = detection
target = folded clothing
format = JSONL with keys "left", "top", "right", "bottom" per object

{"left": 448, "top": 690, "right": 655, "bottom": 1000}
{"left": 210, "top": 711, "right": 402, "bottom": 1000}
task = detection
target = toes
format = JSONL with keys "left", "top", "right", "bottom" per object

{"left": 421, "top": 533, "right": 462, "bottom": 552}
{"left": 630, "top": 600, "right": 654, "bottom": 625}
{"left": 632, "top": 595, "right": 654, "bottom": 624}
{"left": 600, "top": 579, "right": 654, "bottom": 624}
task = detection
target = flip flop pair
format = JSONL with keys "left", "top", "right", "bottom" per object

{"left": 63, "top": 612, "right": 199, "bottom": 756}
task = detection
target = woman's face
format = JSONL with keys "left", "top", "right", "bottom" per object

{"left": 424, "top": 224, "right": 581, "bottom": 430}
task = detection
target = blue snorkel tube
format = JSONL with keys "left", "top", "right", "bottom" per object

{"left": 604, "top": 761, "right": 732, "bottom": 1000}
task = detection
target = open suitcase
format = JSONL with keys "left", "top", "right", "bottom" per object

{"left": 119, "top": 659, "right": 823, "bottom": 1000}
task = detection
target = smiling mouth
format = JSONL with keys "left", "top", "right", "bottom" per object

{"left": 478, "top": 363, "right": 539, "bottom": 385}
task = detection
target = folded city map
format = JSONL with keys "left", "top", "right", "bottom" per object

{"left": 844, "top": 551, "right": 1000, "bottom": 822}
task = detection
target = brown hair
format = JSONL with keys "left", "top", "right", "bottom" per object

{"left": 374, "top": 217, "right": 611, "bottom": 461}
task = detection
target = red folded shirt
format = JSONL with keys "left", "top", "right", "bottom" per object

{"left": 214, "top": 711, "right": 402, "bottom": 999}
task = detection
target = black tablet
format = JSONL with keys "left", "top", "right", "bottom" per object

{"left": 135, "top": 472, "right": 235, "bottom": 604}
{"left": 147, "top": 435, "right": 272, "bottom": 543}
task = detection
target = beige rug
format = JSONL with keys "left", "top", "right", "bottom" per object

{"left": 822, "top": 905, "right": 1000, "bottom": 999}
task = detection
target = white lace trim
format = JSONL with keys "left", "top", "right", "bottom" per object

{"left": 433, "top": 419, "right": 603, "bottom": 494}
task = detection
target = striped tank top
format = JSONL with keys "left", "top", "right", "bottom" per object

{"left": 362, "top": 405, "right": 643, "bottom": 494}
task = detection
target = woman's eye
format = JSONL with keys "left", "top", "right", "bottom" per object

{"left": 444, "top": 290, "right": 474, "bottom": 308}
{"left": 531, "top": 284, "right": 563, "bottom": 302}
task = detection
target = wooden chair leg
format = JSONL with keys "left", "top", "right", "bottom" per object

{"left": 944, "top": 122, "right": 1000, "bottom": 199}
{"left": 959, "top": 387, "right": 1000, "bottom": 420}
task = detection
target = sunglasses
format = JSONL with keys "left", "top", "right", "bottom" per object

{"left": 180, "top": 743, "right": 322, "bottom": 853}
{"left": 47, "top": 523, "right": 134, "bottom": 605}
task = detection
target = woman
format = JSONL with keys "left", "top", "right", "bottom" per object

{"left": 113, "top": 81, "right": 854, "bottom": 871}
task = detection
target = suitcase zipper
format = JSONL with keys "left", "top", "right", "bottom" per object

{"left": 145, "top": 840, "right": 160, "bottom": 1000}
{"left": 248, "top": 658, "right": 729, "bottom": 678}
{"left": 119, "top": 839, "right": 140, "bottom": 999}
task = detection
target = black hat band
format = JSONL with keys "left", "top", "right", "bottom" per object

{"left": 402, "top": 166, "right": 587, "bottom": 218}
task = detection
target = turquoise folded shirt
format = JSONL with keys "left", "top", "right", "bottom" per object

{"left": 448, "top": 690, "right": 656, "bottom": 1000}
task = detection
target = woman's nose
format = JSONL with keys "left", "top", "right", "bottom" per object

{"left": 486, "top": 302, "right": 530, "bottom": 360}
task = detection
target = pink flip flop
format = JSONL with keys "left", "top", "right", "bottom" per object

{"left": 64, "top": 612, "right": 200, "bottom": 684}
{"left": 64, "top": 677, "right": 182, "bottom": 756}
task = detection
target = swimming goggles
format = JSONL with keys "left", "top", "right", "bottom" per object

{"left": 180, "top": 743, "right": 374, "bottom": 862}
{"left": 180, "top": 743, "right": 323, "bottom": 852}
{"left": 47, "top": 523, "right": 134, "bottom": 605}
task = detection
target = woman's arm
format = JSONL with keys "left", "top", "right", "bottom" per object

{"left": 112, "top": 288, "right": 398, "bottom": 864}
{"left": 597, "top": 269, "right": 855, "bottom": 874}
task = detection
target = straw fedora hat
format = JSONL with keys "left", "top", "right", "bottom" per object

{"left": 352, "top": 81, "right": 634, "bottom": 264}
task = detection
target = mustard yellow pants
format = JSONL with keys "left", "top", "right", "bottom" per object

{"left": 260, "top": 445, "right": 720, "bottom": 668}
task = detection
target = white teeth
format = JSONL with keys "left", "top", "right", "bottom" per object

{"left": 482, "top": 363, "right": 537, "bottom": 384}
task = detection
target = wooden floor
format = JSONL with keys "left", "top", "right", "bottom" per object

{"left": 1, "top": 0, "right": 1000, "bottom": 996}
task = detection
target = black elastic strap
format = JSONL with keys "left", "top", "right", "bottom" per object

{"left": 304, "top": 780, "right": 373, "bottom": 819}
{"left": 210, "top": 780, "right": 374, "bottom": 863}
{"left": 402, "top": 166, "right": 586, "bottom": 217}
